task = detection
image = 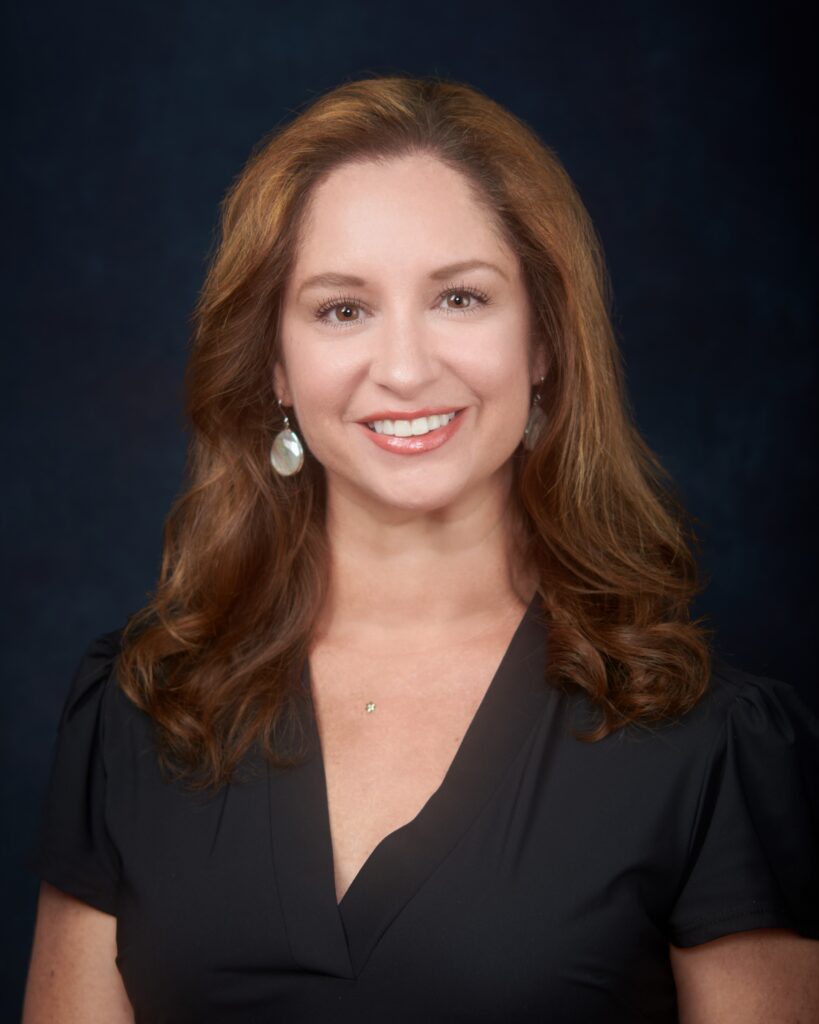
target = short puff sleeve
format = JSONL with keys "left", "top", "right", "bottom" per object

{"left": 667, "top": 668, "right": 819, "bottom": 946}
{"left": 28, "top": 630, "right": 124, "bottom": 915}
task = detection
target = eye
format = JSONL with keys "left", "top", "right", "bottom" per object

{"left": 438, "top": 286, "right": 489, "bottom": 313}
{"left": 337, "top": 302, "right": 359, "bottom": 322}
{"left": 312, "top": 295, "right": 363, "bottom": 328}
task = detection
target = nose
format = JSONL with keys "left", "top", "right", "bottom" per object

{"left": 367, "top": 306, "right": 439, "bottom": 396}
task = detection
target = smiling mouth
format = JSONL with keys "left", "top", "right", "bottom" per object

{"left": 364, "top": 410, "right": 462, "bottom": 437}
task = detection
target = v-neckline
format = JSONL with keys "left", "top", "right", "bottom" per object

{"left": 266, "top": 590, "right": 552, "bottom": 978}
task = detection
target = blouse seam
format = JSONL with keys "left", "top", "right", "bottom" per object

{"left": 96, "top": 632, "right": 126, "bottom": 897}
{"left": 94, "top": 629, "right": 126, "bottom": 781}
{"left": 677, "top": 691, "right": 733, "bottom": 879}
{"left": 97, "top": 634, "right": 123, "bottom": 796}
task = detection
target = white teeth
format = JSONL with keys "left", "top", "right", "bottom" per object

{"left": 368, "top": 411, "right": 457, "bottom": 436}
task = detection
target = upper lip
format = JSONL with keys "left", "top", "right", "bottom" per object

{"left": 356, "top": 407, "right": 463, "bottom": 423}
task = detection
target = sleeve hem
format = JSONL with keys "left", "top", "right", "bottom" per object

{"left": 26, "top": 852, "right": 118, "bottom": 917}
{"left": 669, "top": 904, "right": 819, "bottom": 947}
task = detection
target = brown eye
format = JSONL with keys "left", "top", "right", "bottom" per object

{"left": 313, "top": 296, "right": 364, "bottom": 328}
{"left": 445, "top": 291, "right": 471, "bottom": 309}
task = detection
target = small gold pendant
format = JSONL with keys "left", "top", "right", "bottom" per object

{"left": 365, "top": 702, "right": 376, "bottom": 713}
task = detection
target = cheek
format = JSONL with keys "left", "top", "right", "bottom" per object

{"left": 280, "top": 332, "right": 354, "bottom": 417}
{"left": 459, "top": 333, "right": 531, "bottom": 411}
{"left": 280, "top": 323, "right": 339, "bottom": 403}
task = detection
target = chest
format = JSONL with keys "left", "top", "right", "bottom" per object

{"left": 112, "top": 666, "right": 686, "bottom": 1022}
{"left": 307, "top": 638, "right": 510, "bottom": 903}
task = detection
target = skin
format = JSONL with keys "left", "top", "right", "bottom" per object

{"left": 669, "top": 930, "right": 819, "bottom": 1022}
{"left": 22, "top": 152, "right": 819, "bottom": 1020}
{"left": 23, "top": 883, "right": 133, "bottom": 1023}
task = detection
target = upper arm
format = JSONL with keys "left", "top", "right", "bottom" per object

{"left": 22, "top": 882, "right": 133, "bottom": 1024}
{"left": 669, "top": 928, "right": 819, "bottom": 1024}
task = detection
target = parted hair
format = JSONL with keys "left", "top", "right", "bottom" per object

{"left": 117, "top": 73, "right": 711, "bottom": 789}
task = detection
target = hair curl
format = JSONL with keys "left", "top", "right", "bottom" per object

{"left": 117, "top": 73, "right": 711, "bottom": 789}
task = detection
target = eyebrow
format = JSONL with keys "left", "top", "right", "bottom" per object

{"left": 296, "top": 259, "right": 509, "bottom": 299}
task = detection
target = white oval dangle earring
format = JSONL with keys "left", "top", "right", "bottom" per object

{"left": 523, "top": 376, "right": 547, "bottom": 452}
{"left": 270, "top": 399, "right": 305, "bottom": 476}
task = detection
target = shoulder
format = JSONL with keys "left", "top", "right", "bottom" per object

{"left": 30, "top": 627, "right": 138, "bottom": 913}
{"left": 662, "top": 658, "right": 819, "bottom": 945}
{"left": 691, "top": 656, "right": 819, "bottom": 755}
{"left": 57, "top": 625, "right": 155, "bottom": 765}
{"left": 698, "top": 656, "right": 819, "bottom": 800}
{"left": 562, "top": 657, "right": 819, "bottom": 814}
{"left": 65, "top": 628, "right": 124, "bottom": 699}
{"left": 707, "top": 655, "right": 816, "bottom": 712}
{"left": 622, "top": 656, "right": 819, "bottom": 757}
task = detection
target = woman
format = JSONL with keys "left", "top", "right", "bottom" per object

{"left": 23, "top": 75, "right": 819, "bottom": 1022}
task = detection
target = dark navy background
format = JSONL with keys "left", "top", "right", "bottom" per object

{"left": 3, "top": 0, "right": 815, "bottom": 1014}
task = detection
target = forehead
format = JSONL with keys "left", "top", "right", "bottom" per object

{"left": 291, "top": 154, "right": 511, "bottom": 273}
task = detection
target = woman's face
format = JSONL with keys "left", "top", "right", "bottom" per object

{"left": 276, "top": 153, "right": 545, "bottom": 516}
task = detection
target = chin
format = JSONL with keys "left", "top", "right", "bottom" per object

{"left": 369, "top": 480, "right": 469, "bottom": 515}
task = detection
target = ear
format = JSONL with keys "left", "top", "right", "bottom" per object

{"left": 273, "top": 361, "right": 292, "bottom": 406}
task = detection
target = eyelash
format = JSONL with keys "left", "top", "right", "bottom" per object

{"left": 312, "top": 283, "right": 492, "bottom": 330}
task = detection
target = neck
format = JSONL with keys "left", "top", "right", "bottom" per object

{"left": 315, "top": 466, "right": 535, "bottom": 644}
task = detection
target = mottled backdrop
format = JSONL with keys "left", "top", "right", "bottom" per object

{"left": 3, "top": 0, "right": 815, "bottom": 1014}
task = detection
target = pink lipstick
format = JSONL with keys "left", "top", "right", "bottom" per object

{"left": 358, "top": 409, "right": 465, "bottom": 455}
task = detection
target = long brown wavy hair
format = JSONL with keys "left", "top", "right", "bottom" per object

{"left": 117, "top": 73, "right": 711, "bottom": 789}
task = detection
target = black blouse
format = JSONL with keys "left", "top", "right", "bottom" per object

{"left": 29, "top": 593, "right": 819, "bottom": 1023}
